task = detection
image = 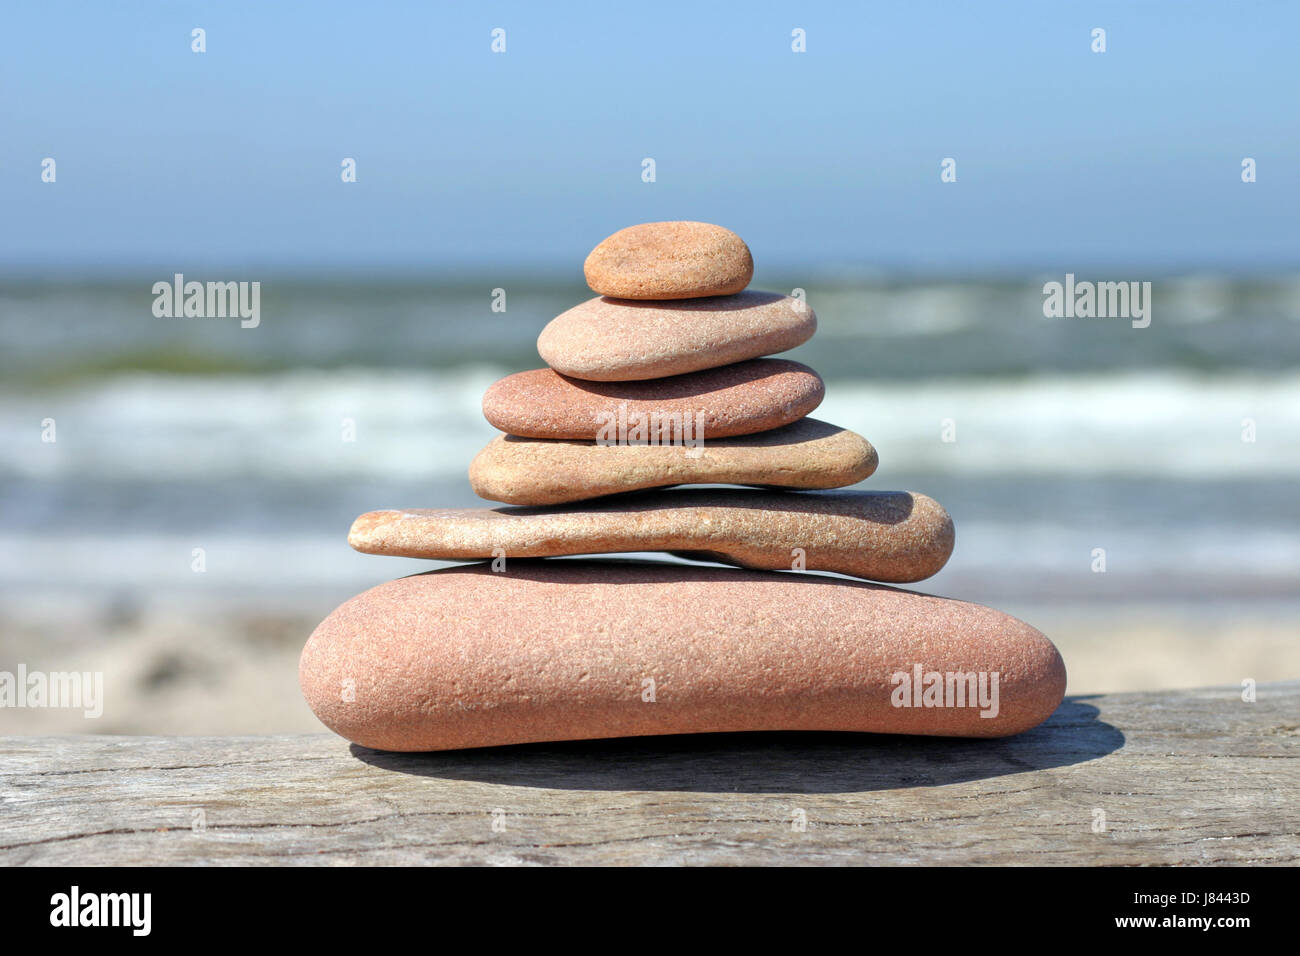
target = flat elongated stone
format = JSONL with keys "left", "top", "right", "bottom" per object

{"left": 299, "top": 560, "right": 1067, "bottom": 752}
{"left": 468, "top": 417, "right": 876, "bottom": 506}
{"left": 583, "top": 221, "right": 753, "bottom": 299}
{"left": 349, "top": 489, "right": 953, "bottom": 583}
{"left": 538, "top": 291, "right": 815, "bottom": 382}
{"left": 481, "top": 359, "right": 825, "bottom": 440}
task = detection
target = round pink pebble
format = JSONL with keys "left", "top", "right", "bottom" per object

{"left": 583, "top": 221, "right": 753, "bottom": 299}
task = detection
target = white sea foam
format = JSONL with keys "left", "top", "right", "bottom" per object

{"left": 3, "top": 368, "right": 1298, "bottom": 481}
{"left": 820, "top": 370, "right": 1300, "bottom": 478}
{"left": 2, "top": 366, "right": 506, "bottom": 482}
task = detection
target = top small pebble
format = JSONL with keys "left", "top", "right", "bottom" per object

{"left": 584, "top": 221, "right": 753, "bottom": 300}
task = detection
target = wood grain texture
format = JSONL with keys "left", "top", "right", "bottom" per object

{"left": 2, "top": 682, "right": 1296, "bottom": 866}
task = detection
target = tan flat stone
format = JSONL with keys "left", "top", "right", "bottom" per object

{"left": 538, "top": 291, "right": 815, "bottom": 382}
{"left": 468, "top": 417, "right": 876, "bottom": 506}
{"left": 583, "top": 221, "right": 753, "bottom": 299}
{"left": 349, "top": 489, "right": 954, "bottom": 583}
{"left": 299, "top": 560, "right": 1067, "bottom": 752}
{"left": 481, "top": 359, "right": 824, "bottom": 440}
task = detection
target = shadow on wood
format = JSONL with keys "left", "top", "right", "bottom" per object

{"left": 6, "top": 684, "right": 1292, "bottom": 864}
{"left": 349, "top": 695, "right": 1123, "bottom": 794}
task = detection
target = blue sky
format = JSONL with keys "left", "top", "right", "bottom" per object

{"left": 2, "top": 1, "right": 1296, "bottom": 275}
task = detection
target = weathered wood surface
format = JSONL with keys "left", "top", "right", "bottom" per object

{"left": 2, "top": 682, "right": 1296, "bottom": 865}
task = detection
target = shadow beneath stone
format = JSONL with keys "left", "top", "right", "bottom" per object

{"left": 492, "top": 487, "right": 916, "bottom": 526}
{"left": 497, "top": 415, "right": 846, "bottom": 450}
{"left": 553, "top": 357, "right": 814, "bottom": 403}
{"left": 598, "top": 290, "right": 788, "bottom": 313}
{"left": 398, "top": 556, "right": 942, "bottom": 595}
{"left": 349, "top": 697, "right": 1123, "bottom": 795}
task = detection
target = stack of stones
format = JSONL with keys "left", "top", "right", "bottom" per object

{"left": 300, "top": 222, "right": 1065, "bottom": 752}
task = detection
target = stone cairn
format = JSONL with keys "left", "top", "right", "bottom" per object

{"left": 300, "top": 222, "right": 1065, "bottom": 752}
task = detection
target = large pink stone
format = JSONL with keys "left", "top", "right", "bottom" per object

{"left": 300, "top": 561, "right": 1067, "bottom": 752}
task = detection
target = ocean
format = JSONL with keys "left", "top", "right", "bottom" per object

{"left": 3, "top": 274, "right": 1299, "bottom": 615}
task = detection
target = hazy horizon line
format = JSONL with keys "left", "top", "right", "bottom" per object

{"left": 3, "top": 259, "right": 1299, "bottom": 285}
